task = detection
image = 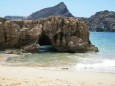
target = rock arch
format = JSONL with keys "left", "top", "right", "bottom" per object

{"left": 0, "top": 17, "right": 98, "bottom": 53}
{"left": 38, "top": 32, "right": 51, "bottom": 46}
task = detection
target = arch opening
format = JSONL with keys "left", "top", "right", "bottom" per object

{"left": 38, "top": 32, "right": 55, "bottom": 52}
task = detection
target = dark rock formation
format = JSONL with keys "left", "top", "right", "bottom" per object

{"left": 0, "top": 16, "right": 98, "bottom": 53}
{"left": 81, "top": 10, "right": 115, "bottom": 32}
{"left": 28, "top": 2, "right": 74, "bottom": 19}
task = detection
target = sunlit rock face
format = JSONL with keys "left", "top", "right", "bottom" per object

{"left": 0, "top": 17, "right": 98, "bottom": 53}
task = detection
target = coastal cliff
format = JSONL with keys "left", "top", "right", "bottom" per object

{"left": 0, "top": 16, "right": 98, "bottom": 53}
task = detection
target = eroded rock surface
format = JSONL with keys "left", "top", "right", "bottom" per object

{"left": 0, "top": 16, "right": 98, "bottom": 53}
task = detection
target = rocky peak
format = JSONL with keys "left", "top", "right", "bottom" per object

{"left": 55, "top": 2, "right": 66, "bottom": 8}
{"left": 28, "top": 2, "right": 74, "bottom": 19}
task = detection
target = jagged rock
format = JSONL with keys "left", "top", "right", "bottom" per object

{"left": 0, "top": 16, "right": 98, "bottom": 53}
{"left": 87, "top": 45, "right": 99, "bottom": 52}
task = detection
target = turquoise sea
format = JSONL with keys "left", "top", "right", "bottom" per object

{"left": 2, "top": 32, "right": 115, "bottom": 73}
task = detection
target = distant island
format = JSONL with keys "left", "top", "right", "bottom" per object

{"left": 4, "top": 2, "right": 115, "bottom": 32}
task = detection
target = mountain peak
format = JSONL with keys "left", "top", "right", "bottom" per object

{"left": 4, "top": 2, "right": 74, "bottom": 20}
{"left": 55, "top": 2, "right": 66, "bottom": 8}
{"left": 59, "top": 2, "right": 65, "bottom": 5}
{"left": 28, "top": 2, "right": 74, "bottom": 19}
{"left": 57, "top": 2, "right": 65, "bottom": 6}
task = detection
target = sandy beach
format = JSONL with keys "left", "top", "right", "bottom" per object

{"left": 0, "top": 65, "right": 115, "bottom": 86}
{"left": 0, "top": 54, "right": 115, "bottom": 86}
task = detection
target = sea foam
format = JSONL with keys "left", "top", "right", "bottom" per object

{"left": 74, "top": 59, "right": 115, "bottom": 73}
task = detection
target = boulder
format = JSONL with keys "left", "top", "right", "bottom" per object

{"left": 23, "top": 43, "right": 40, "bottom": 53}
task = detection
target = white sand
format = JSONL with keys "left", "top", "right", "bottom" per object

{"left": 0, "top": 65, "right": 115, "bottom": 86}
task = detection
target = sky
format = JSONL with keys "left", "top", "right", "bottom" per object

{"left": 0, "top": 0, "right": 115, "bottom": 18}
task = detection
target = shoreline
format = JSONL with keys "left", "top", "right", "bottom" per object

{"left": 0, "top": 53, "right": 115, "bottom": 86}
{"left": 0, "top": 65, "right": 115, "bottom": 86}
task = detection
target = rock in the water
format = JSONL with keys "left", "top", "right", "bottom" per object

{"left": 0, "top": 16, "right": 98, "bottom": 53}
{"left": 6, "top": 57, "right": 16, "bottom": 62}
{"left": 23, "top": 43, "right": 40, "bottom": 53}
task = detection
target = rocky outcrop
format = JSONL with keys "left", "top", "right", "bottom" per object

{"left": 81, "top": 10, "right": 115, "bottom": 32}
{"left": 0, "top": 17, "right": 98, "bottom": 53}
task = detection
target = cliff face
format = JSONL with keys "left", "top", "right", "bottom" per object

{"left": 0, "top": 16, "right": 98, "bottom": 53}
{"left": 81, "top": 10, "right": 115, "bottom": 32}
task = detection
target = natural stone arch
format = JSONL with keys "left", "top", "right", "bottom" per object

{"left": 22, "top": 16, "right": 98, "bottom": 53}
{"left": 0, "top": 17, "right": 98, "bottom": 53}
{"left": 38, "top": 31, "right": 56, "bottom": 52}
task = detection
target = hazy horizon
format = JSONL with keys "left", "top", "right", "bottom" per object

{"left": 0, "top": 0, "right": 115, "bottom": 18}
